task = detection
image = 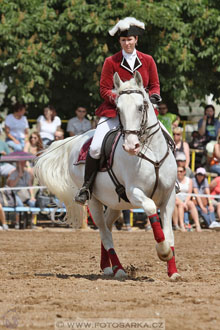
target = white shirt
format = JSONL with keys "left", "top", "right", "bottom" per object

{"left": 122, "top": 49, "right": 137, "bottom": 70}
{"left": 37, "top": 115, "right": 61, "bottom": 140}
{"left": 177, "top": 176, "right": 190, "bottom": 202}
{"left": 5, "top": 113, "right": 29, "bottom": 139}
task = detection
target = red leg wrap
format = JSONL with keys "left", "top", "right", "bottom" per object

{"left": 149, "top": 214, "right": 165, "bottom": 243}
{"left": 167, "top": 246, "right": 178, "bottom": 277}
{"left": 108, "top": 248, "right": 123, "bottom": 274}
{"left": 100, "top": 243, "right": 111, "bottom": 270}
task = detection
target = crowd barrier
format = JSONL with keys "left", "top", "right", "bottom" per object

{"left": 0, "top": 185, "right": 67, "bottom": 229}
{"left": 3, "top": 205, "right": 66, "bottom": 229}
{"left": 1, "top": 186, "right": 220, "bottom": 229}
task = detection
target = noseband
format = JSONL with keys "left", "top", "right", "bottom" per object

{"left": 117, "top": 89, "right": 149, "bottom": 137}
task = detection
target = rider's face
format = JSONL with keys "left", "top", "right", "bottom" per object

{"left": 119, "top": 36, "right": 137, "bottom": 54}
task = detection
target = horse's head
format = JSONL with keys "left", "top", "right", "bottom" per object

{"left": 114, "top": 71, "right": 149, "bottom": 155}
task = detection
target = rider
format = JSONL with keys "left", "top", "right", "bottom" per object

{"left": 75, "top": 17, "right": 162, "bottom": 205}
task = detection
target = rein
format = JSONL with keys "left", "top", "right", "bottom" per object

{"left": 117, "top": 88, "right": 170, "bottom": 198}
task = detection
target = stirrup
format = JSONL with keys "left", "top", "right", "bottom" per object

{"left": 75, "top": 187, "right": 90, "bottom": 205}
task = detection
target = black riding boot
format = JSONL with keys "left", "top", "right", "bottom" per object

{"left": 75, "top": 153, "right": 100, "bottom": 205}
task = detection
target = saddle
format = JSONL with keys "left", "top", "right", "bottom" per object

{"left": 75, "top": 128, "right": 129, "bottom": 203}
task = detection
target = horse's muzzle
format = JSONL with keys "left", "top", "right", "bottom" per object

{"left": 123, "top": 134, "right": 140, "bottom": 155}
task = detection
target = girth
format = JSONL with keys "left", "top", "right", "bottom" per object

{"left": 100, "top": 128, "right": 130, "bottom": 203}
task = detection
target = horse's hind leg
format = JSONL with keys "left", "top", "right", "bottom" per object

{"left": 160, "top": 189, "right": 180, "bottom": 280}
{"left": 128, "top": 187, "right": 173, "bottom": 262}
{"left": 100, "top": 208, "right": 122, "bottom": 275}
{"left": 88, "top": 198, "right": 126, "bottom": 278}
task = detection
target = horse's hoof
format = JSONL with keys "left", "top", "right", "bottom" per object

{"left": 114, "top": 269, "right": 127, "bottom": 279}
{"left": 169, "top": 273, "right": 181, "bottom": 281}
{"left": 156, "top": 242, "right": 173, "bottom": 261}
{"left": 103, "top": 267, "right": 114, "bottom": 276}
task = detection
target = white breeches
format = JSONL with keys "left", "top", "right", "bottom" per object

{"left": 89, "top": 116, "right": 120, "bottom": 159}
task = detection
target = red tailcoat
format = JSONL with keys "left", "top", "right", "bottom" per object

{"left": 95, "top": 50, "right": 160, "bottom": 118}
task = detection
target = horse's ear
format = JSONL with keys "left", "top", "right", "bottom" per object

{"left": 134, "top": 71, "right": 143, "bottom": 88}
{"left": 113, "top": 72, "right": 122, "bottom": 90}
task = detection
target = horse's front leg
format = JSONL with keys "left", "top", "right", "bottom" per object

{"left": 128, "top": 187, "right": 173, "bottom": 262}
{"left": 159, "top": 189, "right": 180, "bottom": 281}
{"left": 88, "top": 198, "right": 126, "bottom": 278}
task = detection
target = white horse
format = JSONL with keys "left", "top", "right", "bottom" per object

{"left": 35, "top": 71, "right": 180, "bottom": 280}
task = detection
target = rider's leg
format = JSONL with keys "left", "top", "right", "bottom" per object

{"left": 75, "top": 116, "right": 119, "bottom": 205}
{"left": 75, "top": 152, "right": 100, "bottom": 204}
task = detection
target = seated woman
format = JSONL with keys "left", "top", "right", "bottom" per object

{"left": 192, "top": 167, "right": 220, "bottom": 229}
{"left": 37, "top": 105, "right": 61, "bottom": 147}
{"left": 174, "top": 166, "right": 202, "bottom": 232}
{"left": 24, "top": 131, "right": 43, "bottom": 175}
{"left": 4, "top": 103, "right": 29, "bottom": 151}
{"left": 198, "top": 104, "right": 220, "bottom": 143}
{"left": 173, "top": 127, "right": 190, "bottom": 169}
{"left": 7, "top": 160, "right": 37, "bottom": 229}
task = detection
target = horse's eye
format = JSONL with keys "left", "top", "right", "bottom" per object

{"left": 138, "top": 105, "right": 143, "bottom": 112}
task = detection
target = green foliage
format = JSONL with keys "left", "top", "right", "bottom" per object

{"left": 0, "top": 0, "right": 220, "bottom": 119}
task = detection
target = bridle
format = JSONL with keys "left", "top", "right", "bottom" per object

{"left": 116, "top": 88, "right": 170, "bottom": 199}
{"left": 117, "top": 89, "right": 160, "bottom": 141}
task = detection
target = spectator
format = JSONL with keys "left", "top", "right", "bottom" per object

{"left": 0, "top": 203, "right": 9, "bottom": 230}
{"left": 209, "top": 176, "right": 220, "bottom": 222}
{"left": 4, "top": 103, "right": 29, "bottom": 151}
{"left": 207, "top": 132, "right": 220, "bottom": 176}
{"left": 7, "top": 160, "right": 37, "bottom": 229}
{"left": 24, "top": 131, "right": 43, "bottom": 155}
{"left": 0, "top": 127, "right": 16, "bottom": 178}
{"left": 192, "top": 167, "right": 220, "bottom": 229}
{"left": 67, "top": 106, "right": 91, "bottom": 136}
{"left": 175, "top": 152, "right": 194, "bottom": 179}
{"left": 173, "top": 127, "right": 190, "bottom": 169}
{"left": 189, "top": 130, "right": 206, "bottom": 150}
{"left": 24, "top": 131, "right": 43, "bottom": 175}
{"left": 157, "top": 102, "right": 180, "bottom": 137}
{"left": 189, "top": 130, "right": 207, "bottom": 169}
{"left": 198, "top": 104, "right": 220, "bottom": 143}
{"left": 37, "top": 105, "right": 61, "bottom": 147}
{"left": 175, "top": 166, "right": 202, "bottom": 232}
{"left": 54, "top": 127, "right": 65, "bottom": 140}
{"left": 173, "top": 196, "right": 186, "bottom": 232}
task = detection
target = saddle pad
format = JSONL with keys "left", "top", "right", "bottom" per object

{"left": 74, "top": 129, "right": 121, "bottom": 170}
{"left": 75, "top": 137, "right": 93, "bottom": 164}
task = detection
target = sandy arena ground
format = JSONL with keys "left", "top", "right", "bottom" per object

{"left": 0, "top": 228, "right": 220, "bottom": 330}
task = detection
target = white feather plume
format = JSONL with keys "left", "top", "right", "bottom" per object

{"left": 109, "top": 17, "right": 145, "bottom": 36}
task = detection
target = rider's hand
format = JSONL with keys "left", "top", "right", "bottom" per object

{"left": 150, "top": 93, "right": 162, "bottom": 105}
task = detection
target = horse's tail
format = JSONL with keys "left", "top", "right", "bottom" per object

{"left": 34, "top": 136, "right": 86, "bottom": 228}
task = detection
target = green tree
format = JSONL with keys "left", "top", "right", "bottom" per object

{"left": 0, "top": 0, "right": 220, "bottom": 119}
